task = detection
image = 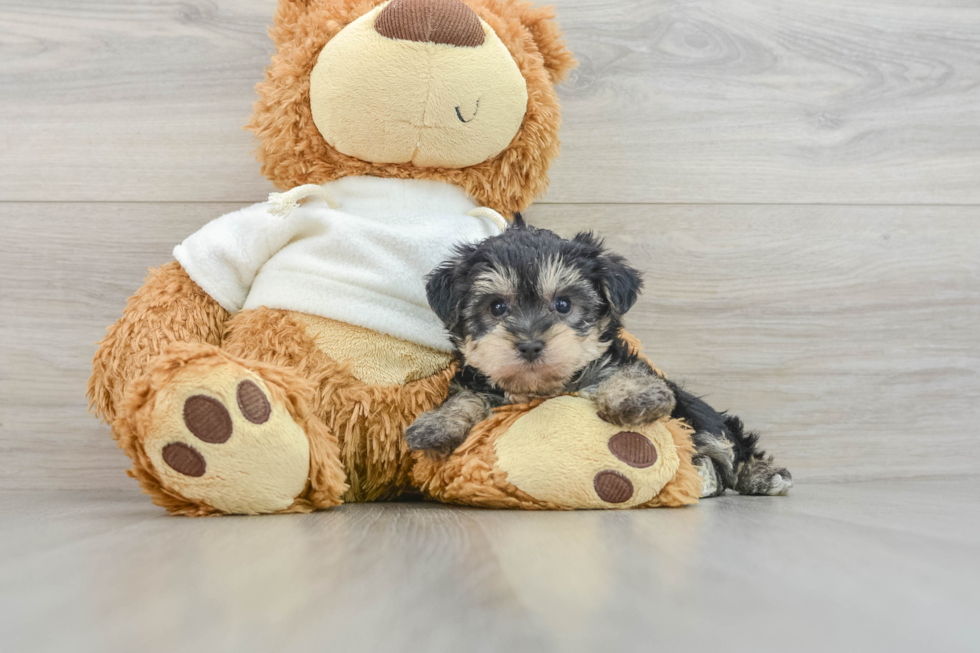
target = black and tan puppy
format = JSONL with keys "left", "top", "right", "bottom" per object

{"left": 406, "top": 224, "right": 792, "bottom": 497}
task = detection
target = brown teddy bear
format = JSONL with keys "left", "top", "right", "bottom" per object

{"left": 87, "top": 0, "right": 702, "bottom": 516}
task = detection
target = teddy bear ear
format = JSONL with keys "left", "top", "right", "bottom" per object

{"left": 517, "top": 3, "right": 577, "bottom": 84}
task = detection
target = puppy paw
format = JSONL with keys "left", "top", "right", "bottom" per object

{"left": 405, "top": 411, "right": 470, "bottom": 455}
{"left": 593, "top": 375, "right": 676, "bottom": 427}
{"left": 767, "top": 470, "right": 794, "bottom": 496}
{"left": 735, "top": 457, "right": 793, "bottom": 496}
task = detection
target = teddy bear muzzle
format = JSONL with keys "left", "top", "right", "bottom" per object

{"left": 308, "top": 0, "right": 529, "bottom": 169}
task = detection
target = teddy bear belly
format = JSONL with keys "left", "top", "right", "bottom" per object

{"left": 217, "top": 308, "right": 454, "bottom": 503}
{"left": 294, "top": 313, "right": 456, "bottom": 500}
{"left": 298, "top": 313, "right": 453, "bottom": 386}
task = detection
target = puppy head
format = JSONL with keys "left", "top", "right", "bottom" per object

{"left": 426, "top": 226, "right": 643, "bottom": 397}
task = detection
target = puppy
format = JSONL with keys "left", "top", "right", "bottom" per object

{"left": 406, "top": 224, "right": 792, "bottom": 497}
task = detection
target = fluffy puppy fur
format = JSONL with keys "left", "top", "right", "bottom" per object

{"left": 408, "top": 223, "right": 673, "bottom": 443}
{"left": 406, "top": 223, "right": 793, "bottom": 497}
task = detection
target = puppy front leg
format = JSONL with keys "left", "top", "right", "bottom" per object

{"left": 405, "top": 390, "right": 495, "bottom": 455}
{"left": 587, "top": 360, "right": 676, "bottom": 427}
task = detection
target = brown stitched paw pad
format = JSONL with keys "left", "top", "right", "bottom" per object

{"left": 593, "top": 470, "right": 634, "bottom": 503}
{"left": 608, "top": 431, "right": 658, "bottom": 469}
{"left": 164, "top": 382, "right": 274, "bottom": 478}
{"left": 237, "top": 380, "right": 271, "bottom": 424}
{"left": 489, "top": 397, "right": 684, "bottom": 509}
{"left": 146, "top": 365, "right": 313, "bottom": 514}
{"left": 183, "top": 395, "right": 233, "bottom": 443}
{"left": 162, "top": 442, "right": 207, "bottom": 477}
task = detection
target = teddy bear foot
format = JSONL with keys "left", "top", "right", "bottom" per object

{"left": 115, "top": 343, "right": 347, "bottom": 515}
{"left": 412, "top": 396, "right": 702, "bottom": 510}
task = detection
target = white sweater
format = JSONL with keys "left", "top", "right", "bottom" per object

{"left": 173, "top": 176, "right": 504, "bottom": 352}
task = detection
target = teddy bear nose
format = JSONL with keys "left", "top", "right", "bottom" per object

{"left": 375, "top": 0, "right": 485, "bottom": 47}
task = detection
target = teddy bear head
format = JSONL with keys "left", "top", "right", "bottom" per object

{"left": 247, "top": 0, "right": 576, "bottom": 214}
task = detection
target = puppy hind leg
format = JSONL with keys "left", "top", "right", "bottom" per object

{"left": 734, "top": 456, "right": 793, "bottom": 496}
{"left": 693, "top": 455, "right": 723, "bottom": 498}
{"left": 726, "top": 416, "right": 793, "bottom": 496}
{"left": 691, "top": 430, "right": 735, "bottom": 498}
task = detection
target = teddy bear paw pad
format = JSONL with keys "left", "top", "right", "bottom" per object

{"left": 183, "top": 394, "right": 233, "bottom": 443}
{"left": 236, "top": 380, "right": 271, "bottom": 424}
{"left": 143, "top": 369, "right": 311, "bottom": 514}
{"left": 593, "top": 470, "right": 634, "bottom": 503}
{"left": 161, "top": 442, "right": 207, "bottom": 477}
{"left": 607, "top": 431, "right": 658, "bottom": 468}
{"left": 492, "top": 396, "right": 682, "bottom": 509}
{"left": 161, "top": 381, "right": 271, "bottom": 478}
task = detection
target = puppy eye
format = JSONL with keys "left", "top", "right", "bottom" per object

{"left": 489, "top": 299, "right": 508, "bottom": 317}
{"left": 554, "top": 297, "right": 571, "bottom": 314}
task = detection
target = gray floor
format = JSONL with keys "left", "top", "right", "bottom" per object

{"left": 2, "top": 478, "right": 978, "bottom": 653}
{"left": 2, "top": 3, "right": 979, "bottom": 651}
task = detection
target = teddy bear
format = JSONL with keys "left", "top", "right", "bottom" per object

{"left": 87, "top": 0, "right": 703, "bottom": 516}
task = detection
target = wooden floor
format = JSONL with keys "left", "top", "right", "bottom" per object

{"left": 1, "top": 2, "right": 979, "bottom": 650}
{"left": 2, "top": 478, "right": 978, "bottom": 653}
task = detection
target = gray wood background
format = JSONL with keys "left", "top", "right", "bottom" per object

{"left": 2, "top": 0, "right": 978, "bottom": 491}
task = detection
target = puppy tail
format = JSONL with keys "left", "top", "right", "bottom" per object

{"left": 511, "top": 212, "right": 527, "bottom": 228}
{"left": 725, "top": 414, "right": 794, "bottom": 495}
{"left": 724, "top": 414, "right": 764, "bottom": 466}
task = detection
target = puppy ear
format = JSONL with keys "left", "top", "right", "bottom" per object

{"left": 517, "top": 3, "right": 578, "bottom": 84}
{"left": 574, "top": 231, "right": 643, "bottom": 314}
{"left": 600, "top": 253, "right": 643, "bottom": 314}
{"left": 425, "top": 262, "right": 459, "bottom": 326}
{"left": 425, "top": 243, "right": 477, "bottom": 326}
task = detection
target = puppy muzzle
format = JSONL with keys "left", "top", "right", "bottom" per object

{"left": 515, "top": 339, "right": 545, "bottom": 363}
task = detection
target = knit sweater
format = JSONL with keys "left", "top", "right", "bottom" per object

{"left": 173, "top": 176, "right": 505, "bottom": 352}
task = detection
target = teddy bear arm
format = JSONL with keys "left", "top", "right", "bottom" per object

{"left": 88, "top": 260, "right": 229, "bottom": 426}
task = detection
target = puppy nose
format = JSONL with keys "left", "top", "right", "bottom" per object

{"left": 516, "top": 340, "right": 545, "bottom": 362}
{"left": 375, "top": 0, "right": 485, "bottom": 47}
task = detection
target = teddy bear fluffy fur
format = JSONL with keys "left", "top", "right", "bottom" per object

{"left": 88, "top": 0, "right": 704, "bottom": 515}
{"left": 248, "top": 0, "right": 577, "bottom": 215}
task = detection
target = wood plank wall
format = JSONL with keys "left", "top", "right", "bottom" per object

{"left": 1, "top": 0, "right": 978, "bottom": 490}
